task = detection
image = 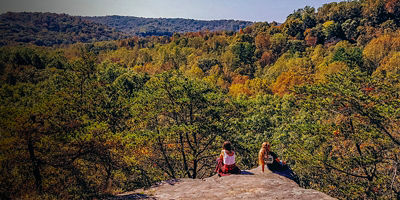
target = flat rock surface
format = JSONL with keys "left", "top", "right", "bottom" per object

{"left": 116, "top": 166, "right": 336, "bottom": 200}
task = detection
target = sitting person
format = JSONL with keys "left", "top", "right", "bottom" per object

{"left": 258, "top": 141, "right": 295, "bottom": 180}
{"left": 215, "top": 141, "right": 241, "bottom": 175}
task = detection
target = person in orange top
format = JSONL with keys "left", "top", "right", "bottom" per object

{"left": 258, "top": 141, "right": 298, "bottom": 182}
{"left": 258, "top": 141, "right": 288, "bottom": 172}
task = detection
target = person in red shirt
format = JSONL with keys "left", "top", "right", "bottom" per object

{"left": 215, "top": 141, "right": 241, "bottom": 175}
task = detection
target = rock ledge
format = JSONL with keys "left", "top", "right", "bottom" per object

{"left": 117, "top": 166, "right": 336, "bottom": 200}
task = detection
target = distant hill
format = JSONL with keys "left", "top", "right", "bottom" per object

{"left": 83, "top": 16, "right": 253, "bottom": 36}
{"left": 0, "top": 12, "right": 127, "bottom": 46}
{"left": 0, "top": 12, "right": 253, "bottom": 46}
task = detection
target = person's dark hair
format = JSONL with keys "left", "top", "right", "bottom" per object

{"left": 223, "top": 141, "right": 232, "bottom": 151}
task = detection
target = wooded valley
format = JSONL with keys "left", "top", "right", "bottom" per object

{"left": 0, "top": 0, "right": 399, "bottom": 199}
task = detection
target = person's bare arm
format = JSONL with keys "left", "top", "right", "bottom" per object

{"left": 275, "top": 156, "right": 286, "bottom": 164}
{"left": 258, "top": 152, "right": 265, "bottom": 172}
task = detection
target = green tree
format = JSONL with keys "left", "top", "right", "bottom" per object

{"left": 289, "top": 69, "right": 400, "bottom": 199}
{"left": 132, "top": 71, "right": 229, "bottom": 179}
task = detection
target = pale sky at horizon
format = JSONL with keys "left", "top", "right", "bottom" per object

{"left": 0, "top": 0, "right": 339, "bottom": 22}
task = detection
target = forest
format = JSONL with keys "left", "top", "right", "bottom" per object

{"left": 0, "top": 0, "right": 399, "bottom": 199}
{"left": 0, "top": 12, "right": 128, "bottom": 46}
{"left": 0, "top": 12, "right": 251, "bottom": 46}
{"left": 83, "top": 16, "right": 253, "bottom": 37}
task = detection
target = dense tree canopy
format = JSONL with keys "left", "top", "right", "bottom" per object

{"left": 1, "top": 0, "right": 400, "bottom": 199}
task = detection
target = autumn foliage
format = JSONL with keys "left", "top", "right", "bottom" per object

{"left": 1, "top": 1, "right": 400, "bottom": 199}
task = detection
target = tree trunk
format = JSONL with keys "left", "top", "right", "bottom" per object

{"left": 103, "top": 167, "right": 113, "bottom": 194}
{"left": 179, "top": 132, "right": 191, "bottom": 178}
{"left": 192, "top": 159, "right": 198, "bottom": 178}
{"left": 157, "top": 136, "right": 176, "bottom": 179}
{"left": 27, "top": 131, "right": 42, "bottom": 193}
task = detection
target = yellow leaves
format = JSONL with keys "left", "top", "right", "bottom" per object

{"left": 140, "top": 148, "right": 150, "bottom": 155}
{"left": 315, "top": 61, "right": 348, "bottom": 83}
{"left": 216, "top": 77, "right": 229, "bottom": 89}
{"left": 311, "top": 45, "right": 328, "bottom": 67}
{"left": 208, "top": 65, "right": 223, "bottom": 77}
{"left": 373, "top": 52, "right": 400, "bottom": 78}
{"left": 202, "top": 65, "right": 229, "bottom": 89}
{"left": 328, "top": 185, "right": 337, "bottom": 190}
{"left": 206, "top": 35, "right": 229, "bottom": 51}
{"left": 133, "top": 63, "right": 166, "bottom": 75}
{"left": 0, "top": 136, "right": 18, "bottom": 162}
{"left": 359, "top": 143, "right": 373, "bottom": 150}
{"left": 228, "top": 74, "right": 250, "bottom": 96}
{"left": 229, "top": 83, "right": 251, "bottom": 97}
{"left": 220, "top": 50, "right": 236, "bottom": 68}
{"left": 391, "top": 34, "right": 400, "bottom": 51}
{"left": 271, "top": 71, "right": 303, "bottom": 96}
{"left": 271, "top": 63, "right": 313, "bottom": 96}
{"left": 364, "top": 35, "right": 391, "bottom": 65}
{"left": 363, "top": 33, "right": 400, "bottom": 67}
{"left": 265, "top": 54, "right": 311, "bottom": 82}
{"left": 229, "top": 77, "right": 269, "bottom": 97}
{"left": 323, "top": 21, "right": 334, "bottom": 28}
{"left": 103, "top": 47, "right": 137, "bottom": 66}
{"left": 263, "top": 54, "right": 315, "bottom": 96}
{"left": 186, "top": 65, "right": 204, "bottom": 79}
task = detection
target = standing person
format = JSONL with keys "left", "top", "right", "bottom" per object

{"left": 216, "top": 141, "right": 241, "bottom": 175}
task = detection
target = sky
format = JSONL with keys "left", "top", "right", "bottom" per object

{"left": 0, "top": 0, "right": 339, "bottom": 22}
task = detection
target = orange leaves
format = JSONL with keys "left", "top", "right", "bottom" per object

{"left": 255, "top": 33, "right": 271, "bottom": 51}
{"left": 362, "top": 87, "right": 374, "bottom": 92}
{"left": 333, "top": 130, "right": 340, "bottom": 136}
{"left": 362, "top": 87, "right": 375, "bottom": 97}
{"left": 228, "top": 74, "right": 251, "bottom": 96}
{"left": 271, "top": 69, "right": 312, "bottom": 96}
{"left": 259, "top": 51, "right": 273, "bottom": 67}
{"left": 231, "top": 74, "right": 249, "bottom": 84}
{"left": 305, "top": 35, "right": 317, "bottom": 46}
{"left": 271, "top": 71, "right": 296, "bottom": 96}
{"left": 167, "top": 143, "right": 176, "bottom": 148}
{"left": 385, "top": 0, "right": 400, "bottom": 14}
{"left": 229, "top": 76, "right": 270, "bottom": 97}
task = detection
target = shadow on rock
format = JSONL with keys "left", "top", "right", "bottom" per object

{"left": 107, "top": 193, "right": 156, "bottom": 200}
{"left": 240, "top": 170, "right": 254, "bottom": 175}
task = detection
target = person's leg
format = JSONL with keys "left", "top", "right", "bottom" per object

{"left": 232, "top": 166, "right": 241, "bottom": 174}
{"left": 274, "top": 164, "right": 296, "bottom": 181}
{"left": 215, "top": 158, "right": 224, "bottom": 173}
